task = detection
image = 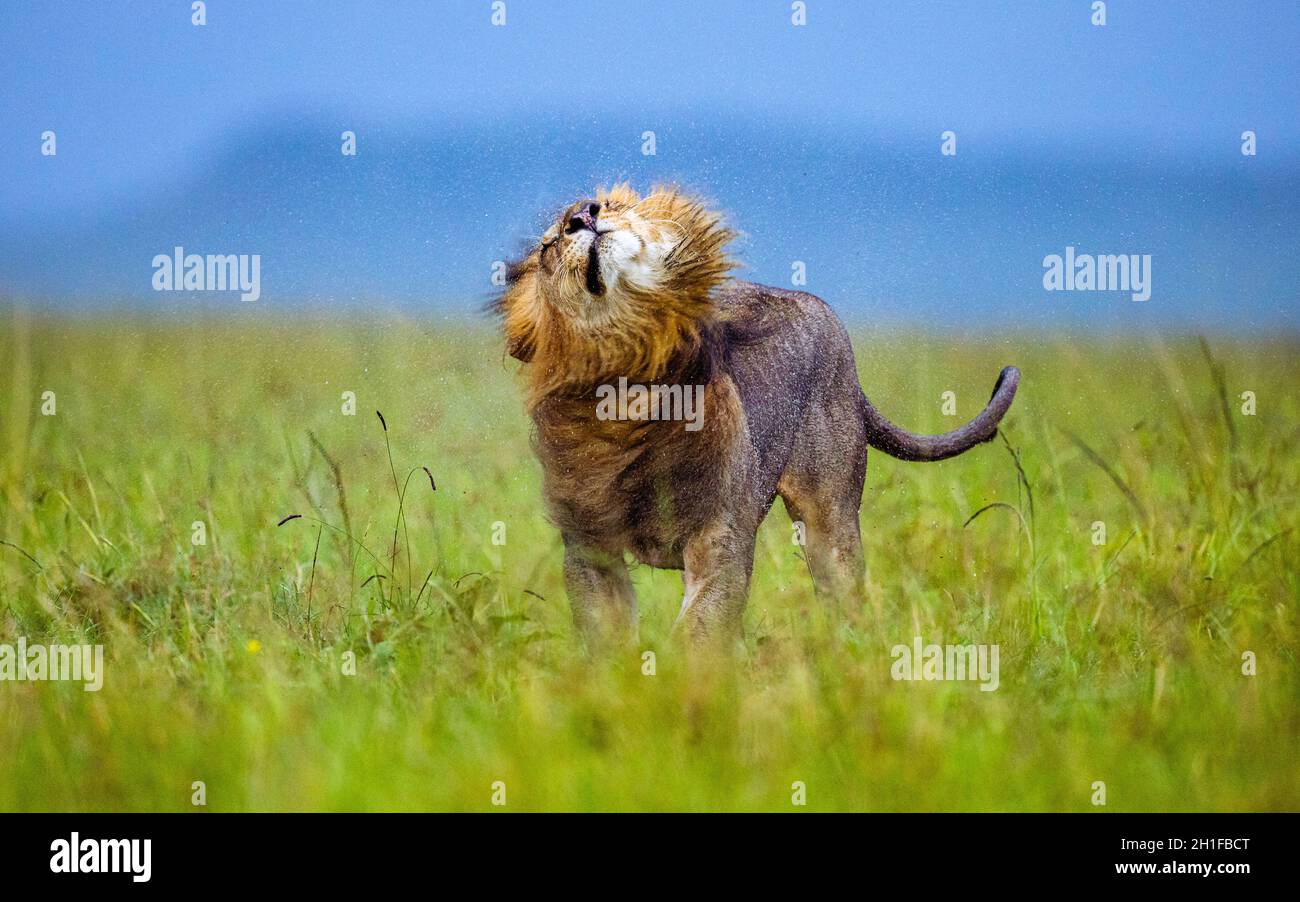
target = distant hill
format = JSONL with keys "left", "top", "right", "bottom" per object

{"left": 2, "top": 113, "right": 1297, "bottom": 331}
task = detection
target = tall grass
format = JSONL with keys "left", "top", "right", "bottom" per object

{"left": 0, "top": 309, "right": 1296, "bottom": 811}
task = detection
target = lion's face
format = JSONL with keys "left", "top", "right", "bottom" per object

{"left": 532, "top": 184, "right": 698, "bottom": 325}
{"left": 497, "top": 183, "right": 735, "bottom": 387}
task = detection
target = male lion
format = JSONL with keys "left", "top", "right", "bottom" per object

{"left": 495, "top": 184, "right": 1019, "bottom": 647}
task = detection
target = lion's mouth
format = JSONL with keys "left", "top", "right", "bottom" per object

{"left": 585, "top": 240, "right": 605, "bottom": 297}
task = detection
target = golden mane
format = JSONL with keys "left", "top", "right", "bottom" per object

{"left": 494, "top": 184, "right": 736, "bottom": 401}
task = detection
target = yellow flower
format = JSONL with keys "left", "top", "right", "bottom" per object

{"left": 245, "top": 640, "right": 262, "bottom": 654}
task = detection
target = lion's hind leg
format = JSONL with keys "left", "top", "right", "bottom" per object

{"left": 776, "top": 398, "right": 868, "bottom": 606}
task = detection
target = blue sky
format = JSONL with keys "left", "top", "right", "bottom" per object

{"left": 5, "top": 0, "right": 1297, "bottom": 216}
{"left": 2, "top": 1, "right": 1297, "bottom": 327}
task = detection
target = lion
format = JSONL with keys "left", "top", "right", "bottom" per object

{"left": 494, "top": 183, "right": 1019, "bottom": 647}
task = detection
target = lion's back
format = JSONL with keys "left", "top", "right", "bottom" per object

{"left": 715, "top": 280, "right": 864, "bottom": 484}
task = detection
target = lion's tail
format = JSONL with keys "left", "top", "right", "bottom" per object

{"left": 863, "top": 366, "right": 1020, "bottom": 462}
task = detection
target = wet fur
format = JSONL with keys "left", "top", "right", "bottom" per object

{"left": 494, "top": 184, "right": 1019, "bottom": 646}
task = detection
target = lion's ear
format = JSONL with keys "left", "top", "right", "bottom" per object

{"left": 505, "top": 323, "right": 535, "bottom": 362}
{"left": 642, "top": 188, "right": 735, "bottom": 299}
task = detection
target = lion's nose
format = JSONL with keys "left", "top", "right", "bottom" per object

{"left": 565, "top": 202, "right": 601, "bottom": 234}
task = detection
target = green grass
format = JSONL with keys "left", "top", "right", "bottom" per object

{"left": 1, "top": 308, "right": 1296, "bottom": 811}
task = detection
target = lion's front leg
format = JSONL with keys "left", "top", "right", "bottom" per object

{"left": 562, "top": 539, "right": 638, "bottom": 650}
{"left": 675, "top": 524, "right": 755, "bottom": 648}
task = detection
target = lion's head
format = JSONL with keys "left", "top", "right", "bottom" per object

{"left": 495, "top": 183, "right": 735, "bottom": 395}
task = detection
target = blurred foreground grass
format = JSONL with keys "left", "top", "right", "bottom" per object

{"left": 0, "top": 308, "right": 1296, "bottom": 811}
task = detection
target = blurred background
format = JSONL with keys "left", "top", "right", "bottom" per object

{"left": 1, "top": 0, "right": 1297, "bottom": 331}
{"left": 2, "top": 2, "right": 1298, "bottom": 816}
